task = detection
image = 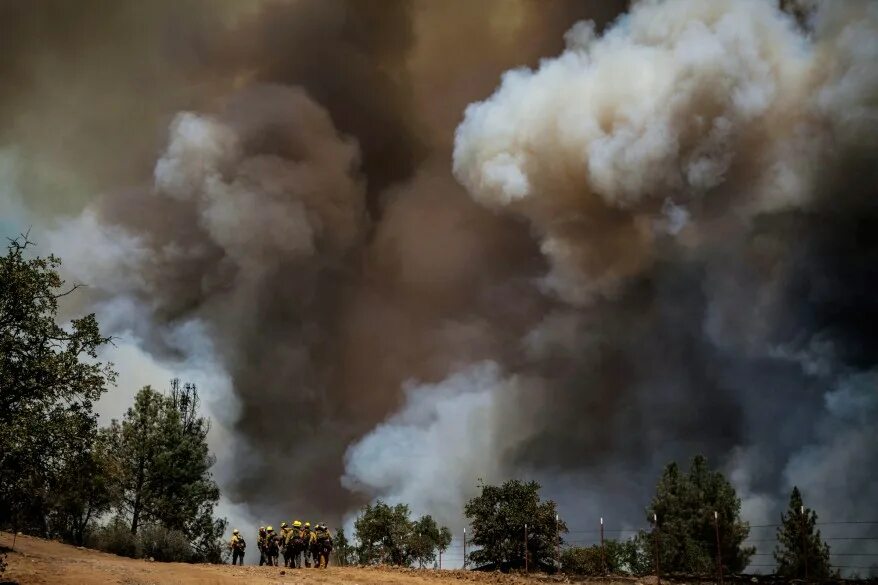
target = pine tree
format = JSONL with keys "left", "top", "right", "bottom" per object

{"left": 105, "top": 382, "right": 226, "bottom": 561}
{"left": 333, "top": 527, "right": 354, "bottom": 566}
{"left": 774, "top": 487, "right": 831, "bottom": 579}
{"left": 644, "top": 455, "right": 754, "bottom": 574}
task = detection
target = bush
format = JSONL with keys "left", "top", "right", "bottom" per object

{"left": 561, "top": 539, "right": 648, "bottom": 576}
{"left": 561, "top": 546, "right": 604, "bottom": 575}
{"left": 90, "top": 520, "right": 193, "bottom": 562}
{"left": 90, "top": 518, "right": 137, "bottom": 558}
{"left": 137, "top": 525, "right": 192, "bottom": 562}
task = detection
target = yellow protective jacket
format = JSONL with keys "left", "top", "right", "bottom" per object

{"left": 230, "top": 534, "right": 245, "bottom": 550}
{"left": 281, "top": 527, "right": 294, "bottom": 545}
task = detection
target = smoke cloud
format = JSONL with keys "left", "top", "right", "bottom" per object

{"left": 3, "top": 0, "right": 877, "bottom": 568}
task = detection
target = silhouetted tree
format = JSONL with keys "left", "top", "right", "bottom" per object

{"left": 774, "top": 487, "right": 831, "bottom": 579}
{"left": 464, "top": 479, "right": 566, "bottom": 570}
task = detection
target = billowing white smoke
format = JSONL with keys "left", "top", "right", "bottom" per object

{"left": 453, "top": 0, "right": 872, "bottom": 307}
{"left": 342, "top": 362, "right": 541, "bottom": 527}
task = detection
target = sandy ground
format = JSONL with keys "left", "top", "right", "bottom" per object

{"left": 0, "top": 532, "right": 638, "bottom": 585}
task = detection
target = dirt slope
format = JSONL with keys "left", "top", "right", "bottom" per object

{"left": 1, "top": 532, "right": 630, "bottom": 585}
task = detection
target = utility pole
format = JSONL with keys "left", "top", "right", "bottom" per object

{"left": 800, "top": 505, "right": 809, "bottom": 582}
{"left": 714, "top": 511, "right": 724, "bottom": 585}
{"left": 524, "top": 523, "right": 529, "bottom": 574}
{"left": 600, "top": 517, "right": 606, "bottom": 575}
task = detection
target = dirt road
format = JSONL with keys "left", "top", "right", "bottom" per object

{"left": 1, "top": 532, "right": 625, "bottom": 585}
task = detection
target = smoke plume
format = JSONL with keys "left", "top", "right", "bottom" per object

{"left": 3, "top": 0, "right": 877, "bottom": 565}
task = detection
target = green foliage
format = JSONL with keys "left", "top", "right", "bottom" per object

{"left": 46, "top": 433, "right": 116, "bottom": 545}
{"left": 0, "top": 236, "right": 116, "bottom": 533}
{"left": 333, "top": 527, "right": 356, "bottom": 566}
{"left": 643, "top": 455, "right": 754, "bottom": 575}
{"left": 561, "top": 538, "right": 648, "bottom": 576}
{"left": 138, "top": 524, "right": 193, "bottom": 562}
{"left": 464, "top": 479, "right": 566, "bottom": 570}
{"left": 353, "top": 501, "right": 451, "bottom": 566}
{"left": 409, "top": 515, "right": 452, "bottom": 568}
{"left": 91, "top": 517, "right": 138, "bottom": 558}
{"left": 90, "top": 518, "right": 194, "bottom": 562}
{"left": 103, "top": 381, "right": 226, "bottom": 562}
{"left": 774, "top": 487, "right": 831, "bottom": 579}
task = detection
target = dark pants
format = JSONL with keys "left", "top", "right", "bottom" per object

{"left": 232, "top": 549, "right": 245, "bottom": 565}
{"left": 317, "top": 546, "right": 331, "bottom": 568}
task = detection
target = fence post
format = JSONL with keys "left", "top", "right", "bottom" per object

{"left": 463, "top": 527, "right": 467, "bottom": 570}
{"left": 524, "top": 523, "right": 529, "bottom": 574}
{"left": 653, "top": 513, "right": 661, "bottom": 585}
{"left": 439, "top": 549, "right": 442, "bottom": 570}
{"left": 714, "top": 511, "right": 724, "bottom": 585}
{"left": 600, "top": 517, "right": 606, "bottom": 575}
{"left": 556, "top": 513, "right": 560, "bottom": 571}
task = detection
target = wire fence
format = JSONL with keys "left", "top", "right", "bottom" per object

{"left": 336, "top": 519, "right": 878, "bottom": 579}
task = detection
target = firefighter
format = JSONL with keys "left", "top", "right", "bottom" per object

{"left": 257, "top": 526, "right": 268, "bottom": 566}
{"left": 229, "top": 529, "right": 246, "bottom": 566}
{"left": 290, "top": 520, "right": 305, "bottom": 568}
{"left": 264, "top": 526, "right": 280, "bottom": 566}
{"left": 314, "top": 523, "right": 333, "bottom": 568}
{"left": 280, "top": 522, "right": 292, "bottom": 567}
{"left": 299, "top": 522, "right": 315, "bottom": 567}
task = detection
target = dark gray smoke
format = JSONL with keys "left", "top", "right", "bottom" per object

{"left": 3, "top": 0, "right": 876, "bottom": 564}
{"left": 3, "top": 0, "right": 625, "bottom": 524}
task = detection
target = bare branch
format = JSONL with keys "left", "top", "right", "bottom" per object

{"left": 53, "top": 283, "right": 86, "bottom": 299}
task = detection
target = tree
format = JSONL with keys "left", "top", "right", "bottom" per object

{"left": 409, "top": 515, "right": 452, "bottom": 568}
{"left": 355, "top": 501, "right": 414, "bottom": 565}
{"left": 105, "top": 381, "right": 226, "bottom": 561}
{"left": 353, "top": 501, "right": 451, "bottom": 567}
{"left": 0, "top": 235, "right": 116, "bottom": 533}
{"left": 334, "top": 527, "right": 355, "bottom": 566}
{"left": 774, "top": 487, "right": 831, "bottom": 579}
{"left": 46, "top": 432, "right": 117, "bottom": 545}
{"left": 464, "top": 479, "right": 567, "bottom": 570}
{"left": 643, "top": 455, "right": 754, "bottom": 575}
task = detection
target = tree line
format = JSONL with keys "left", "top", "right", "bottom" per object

{"left": 0, "top": 236, "right": 226, "bottom": 562}
{"left": 332, "top": 455, "right": 832, "bottom": 578}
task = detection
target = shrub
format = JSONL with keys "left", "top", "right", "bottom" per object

{"left": 561, "top": 539, "right": 647, "bottom": 576}
{"left": 91, "top": 517, "right": 137, "bottom": 558}
{"left": 137, "top": 525, "right": 192, "bottom": 562}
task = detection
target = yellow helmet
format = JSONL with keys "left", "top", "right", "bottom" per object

{"left": 293, "top": 520, "right": 302, "bottom": 527}
{"left": 281, "top": 522, "right": 288, "bottom": 528}
{"left": 304, "top": 522, "right": 310, "bottom": 528}
{"left": 232, "top": 529, "right": 239, "bottom": 535}
{"left": 267, "top": 525, "right": 274, "bottom": 532}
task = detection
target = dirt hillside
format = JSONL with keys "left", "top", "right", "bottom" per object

{"left": 0, "top": 532, "right": 636, "bottom": 585}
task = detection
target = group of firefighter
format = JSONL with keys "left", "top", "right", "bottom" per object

{"left": 228, "top": 521, "right": 333, "bottom": 568}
